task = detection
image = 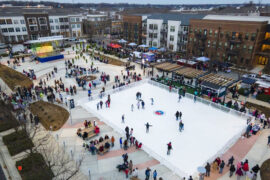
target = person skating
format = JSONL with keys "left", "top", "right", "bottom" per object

{"left": 229, "top": 164, "right": 236, "bottom": 177}
{"left": 122, "top": 114, "right": 125, "bottom": 123}
{"left": 137, "top": 101, "right": 140, "bottom": 109}
{"left": 179, "top": 111, "right": 182, "bottom": 120}
{"left": 205, "top": 162, "right": 211, "bottom": 177}
{"left": 251, "top": 164, "right": 260, "bottom": 175}
{"left": 145, "top": 122, "right": 152, "bottom": 133}
{"left": 175, "top": 111, "right": 180, "bottom": 120}
{"left": 227, "top": 156, "right": 234, "bottom": 167}
{"left": 167, "top": 142, "right": 172, "bottom": 155}
{"left": 119, "top": 137, "right": 123, "bottom": 148}
{"left": 99, "top": 100, "right": 103, "bottom": 109}
{"left": 179, "top": 120, "right": 184, "bottom": 132}
{"left": 153, "top": 170, "right": 157, "bottom": 180}
{"left": 178, "top": 94, "right": 181, "bottom": 102}
{"left": 131, "top": 104, "right": 134, "bottom": 111}
{"left": 151, "top": 98, "right": 154, "bottom": 105}
{"left": 111, "top": 136, "right": 115, "bottom": 147}
{"left": 141, "top": 100, "right": 145, "bottom": 109}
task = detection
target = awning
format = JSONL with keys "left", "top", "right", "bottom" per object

{"left": 196, "top": 56, "right": 210, "bottom": 62}
{"left": 118, "top": 39, "right": 127, "bottom": 43}
{"left": 108, "top": 43, "right": 122, "bottom": 48}
{"left": 128, "top": 42, "right": 137, "bottom": 46}
{"left": 149, "top": 47, "right": 158, "bottom": 51}
{"left": 138, "top": 44, "right": 148, "bottom": 48}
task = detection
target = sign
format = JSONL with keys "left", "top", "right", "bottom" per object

{"left": 69, "top": 99, "right": 75, "bottom": 109}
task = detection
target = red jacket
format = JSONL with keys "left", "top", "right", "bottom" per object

{"left": 243, "top": 163, "right": 249, "bottom": 172}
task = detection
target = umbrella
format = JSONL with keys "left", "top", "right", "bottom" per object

{"left": 196, "top": 56, "right": 210, "bottom": 62}
{"left": 118, "top": 39, "right": 127, "bottom": 44}
{"left": 158, "top": 47, "right": 166, "bottom": 52}
{"left": 197, "top": 166, "right": 206, "bottom": 174}
{"left": 128, "top": 42, "right": 137, "bottom": 46}
{"left": 138, "top": 44, "right": 148, "bottom": 48}
{"left": 149, "top": 47, "right": 158, "bottom": 51}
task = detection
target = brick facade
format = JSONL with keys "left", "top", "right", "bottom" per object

{"left": 122, "top": 15, "right": 142, "bottom": 44}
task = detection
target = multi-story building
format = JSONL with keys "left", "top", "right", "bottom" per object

{"left": 146, "top": 14, "right": 205, "bottom": 52}
{"left": 122, "top": 15, "right": 144, "bottom": 45}
{"left": 0, "top": 5, "right": 86, "bottom": 43}
{"left": 111, "top": 20, "right": 123, "bottom": 39}
{"left": 187, "top": 15, "right": 270, "bottom": 69}
{"left": 82, "top": 15, "right": 111, "bottom": 41}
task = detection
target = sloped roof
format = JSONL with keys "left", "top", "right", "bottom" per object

{"left": 147, "top": 13, "right": 206, "bottom": 25}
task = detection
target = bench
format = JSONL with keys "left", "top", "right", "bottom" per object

{"left": 78, "top": 126, "right": 97, "bottom": 140}
{"left": 95, "top": 139, "right": 110, "bottom": 155}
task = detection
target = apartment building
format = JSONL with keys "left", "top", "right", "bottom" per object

{"left": 122, "top": 15, "right": 144, "bottom": 45}
{"left": 187, "top": 15, "right": 270, "bottom": 68}
{"left": 0, "top": 6, "right": 86, "bottom": 43}
{"left": 146, "top": 14, "right": 205, "bottom": 52}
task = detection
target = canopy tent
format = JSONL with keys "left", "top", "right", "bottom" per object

{"left": 149, "top": 47, "right": 158, "bottom": 51}
{"left": 138, "top": 44, "right": 148, "bottom": 48}
{"left": 128, "top": 42, "right": 137, "bottom": 46}
{"left": 118, "top": 39, "right": 127, "bottom": 44}
{"left": 158, "top": 47, "right": 166, "bottom": 52}
{"left": 155, "top": 62, "right": 182, "bottom": 72}
{"left": 108, "top": 43, "right": 122, "bottom": 49}
{"left": 142, "top": 52, "right": 155, "bottom": 62}
{"left": 196, "top": 56, "right": 210, "bottom": 62}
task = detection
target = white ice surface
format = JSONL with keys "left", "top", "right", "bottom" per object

{"left": 83, "top": 82, "right": 246, "bottom": 177}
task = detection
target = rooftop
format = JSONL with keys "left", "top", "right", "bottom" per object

{"left": 147, "top": 13, "right": 206, "bottom": 25}
{"left": 203, "top": 15, "right": 270, "bottom": 24}
{"left": 0, "top": 7, "right": 86, "bottom": 16}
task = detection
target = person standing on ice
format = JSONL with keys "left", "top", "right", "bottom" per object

{"left": 145, "top": 122, "right": 152, "bottom": 133}
{"left": 179, "top": 120, "right": 184, "bottom": 132}
{"left": 137, "top": 101, "right": 140, "bottom": 109}
{"left": 141, "top": 100, "right": 145, "bottom": 109}
{"left": 194, "top": 90, "right": 198, "bottom": 102}
{"left": 179, "top": 111, "right": 182, "bottom": 120}
{"left": 96, "top": 103, "right": 99, "bottom": 110}
{"left": 178, "top": 94, "right": 181, "bottom": 102}
{"left": 167, "top": 142, "right": 172, "bottom": 155}
{"left": 122, "top": 114, "right": 125, "bottom": 123}
{"left": 100, "top": 100, "right": 103, "bottom": 109}
{"left": 175, "top": 111, "right": 180, "bottom": 120}
{"left": 119, "top": 137, "right": 123, "bottom": 148}
{"left": 131, "top": 104, "right": 134, "bottom": 111}
{"left": 150, "top": 98, "right": 154, "bottom": 105}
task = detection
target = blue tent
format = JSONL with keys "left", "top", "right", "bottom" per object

{"left": 149, "top": 47, "right": 158, "bottom": 51}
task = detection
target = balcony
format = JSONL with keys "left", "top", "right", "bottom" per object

{"left": 226, "top": 48, "right": 240, "bottom": 55}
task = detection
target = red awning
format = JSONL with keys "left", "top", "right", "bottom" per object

{"left": 108, "top": 43, "right": 122, "bottom": 49}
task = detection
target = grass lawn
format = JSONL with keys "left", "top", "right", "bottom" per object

{"left": 3, "top": 131, "right": 33, "bottom": 156}
{"left": 261, "top": 159, "right": 270, "bottom": 180}
{"left": 0, "top": 64, "right": 33, "bottom": 90}
{"left": 16, "top": 153, "right": 54, "bottom": 180}
{"left": 29, "top": 101, "right": 69, "bottom": 131}
{"left": 0, "top": 101, "right": 19, "bottom": 132}
{"left": 94, "top": 52, "right": 126, "bottom": 66}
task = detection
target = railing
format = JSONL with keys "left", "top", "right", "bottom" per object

{"left": 78, "top": 78, "right": 254, "bottom": 179}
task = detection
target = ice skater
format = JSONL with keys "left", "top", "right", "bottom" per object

{"left": 150, "top": 98, "right": 154, "bottom": 105}
{"left": 178, "top": 94, "right": 181, "bottom": 102}
{"left": 167, "top": 142, "right": 172, "bottom": 155}
{"left": 179, "top": 111, "right": 182, "bottom": 120}
{"left": 100, "top": 100, "right": 103, "bottom": 109}
{"left": 179, "top": 120, "right": 184, "bottom": 132}
{"left": 141, "top": 100, "right": 145, "bottom": 109}
{"left": 145, "top": 122, "right": 152, "bottom": 133}
{"left": 131, "top": 104, "right": 134, "bottom": 111}
{"left": 175, "top": 111, "right": 180, "bottom": 120}
{"left": 137, "top": 101, "right": 140, "bottom": 109}
{"left": 122, "top": 114, "right": 125, "bottom": 123}
{"left": 97, "top": 103, "right": 99, "bottom": 110}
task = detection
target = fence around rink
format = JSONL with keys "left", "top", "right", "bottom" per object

{"left": 79, "top": 78, "right": 254, "bottom": 179}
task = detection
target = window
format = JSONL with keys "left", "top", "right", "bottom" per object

{"left": 251, "top": 33, "right": 256, "bottom": 41}
{"left": 149, "top": 41, "right": 152, "bottom": 46}
{"left": 50, "top": 26, "right": 54, "bottom": 30}
{"left": 149, "top": 24, "right": 153, "bottom": 30}
{"left": 189, "top": 28, "right": 193, "bottom": 33}
{"left": 153, "top": 24, "right": 158, "bottom": 30}
{"left": 77, "top": 24, "right": 81, "bottom": 28}
{"left": 1, "top": 28, "right": 8, "bottom": 33}
{"left": 76, "top": 18, "right": 80, "bottom": 22}
{"left": 28, "top": 18, "right": 37, "bottom": 25}
{"left": 153, "top": 33, "right": 157, "bottom": 38}
{"left": 56, "top": 25, "right": 59, "bottom": 30}
{"left": 6, "top": 19, "right": 12, "bottom": 24}
{"left": 224, "top": 42, "right": 228, "bottom": 47}
{"left": 189, "top": 37, "right": 192, "bottom": 41}
{"left": 22, "top": 27, "right": 27, "bottom": 32}
{"left": 13, "top": 20, "right": 19, "bottom": 24}
{"left": 207, "top": 40, "right": 211, "bottom": 47}
{"left": 17, "top": 35, "right": 23, "bottom": 41}
{"left": 59, "top": 18, "right": 68, "bottom": 23}
{"left": 170, "top": 26, "right": 175, "bottom": 32}
{"left": 149, "top": 33, "right": 153, "bottom": 38}
{"left": 170, "top": 35, "right": 174, "bottom": 41}
{"left": 49, "top": 19, "right": 53, "bottom": 23}
{"left": 39, "top": 17, "right": 47, "bottom": 25}
{"left": 70, "top": 18, "right": 75, "bottom": 22}
{"left": 55, "top": 19, "right": 59, "bottom": 23}
{"left": 72, "top": 24, "right": 76, "bottom": 29}
{"left": 0, "top": 19, "right": 6, "bottom": 24}
{"left": 20, "top": 19, "right": 25, "bottom": 24}
{"left": 15, "top": 27, "right": 20, "bottom": 32}
{"left": 153, "top": 42, "right": 157, "bottom": 47}
{"left": 243, "top": 45, "right": 246, "bottom": 49}
{"left": 209, "top": 29, "right": 212, "bottom": 36}
{"left": 8, "top": 28, "right": 14, "bottom": 32}
{"left": 212, "top": 41, "right": 216, "bottom": 48}
{"left": 249, "top": 45, "right": 253, "bottom": 51}
{"left": 214, "top": 30, "right": 218, "bottom": 37}
{"left": 29, "top": 26, "right": 38, "bottom": 31}
{"left": 218, "top": 42, "right": 222, "bottom": 48}
{"left": 40, "top": 25, "right": 48, "bottom": 31}
{"left": 245, "top": 33, "right": 249, "bottom": 40}
{"left": 220, "top": 32, "right": 224, "bottom": 38}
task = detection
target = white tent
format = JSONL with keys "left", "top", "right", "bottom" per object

{"left": 196, "top": 57, "right": 210, "bottom": 62}
{"left": 138, "top": 44, "right": 148, "bottom": 48}
{"left": 118, "top": 39, "right": 127, "bottom": 43}
{"left": 128, "top": 42, "right": 137, "bottom": 46}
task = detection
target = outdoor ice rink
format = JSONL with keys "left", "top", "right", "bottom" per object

{"left": 83, "top": 81, "right": 247, "bottom": 177}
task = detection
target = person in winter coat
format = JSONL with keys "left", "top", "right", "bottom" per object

{"left": 179, "top": 121, "right": 184, "bottom": 132}
{"left": 167, "top": 142, "right": 172, "bottom": 155}
{"left": 145, "top": 167, "right": 151, "bottom": 180}
{"left": 205, "top": 162, "right": 211, "bottom": 177}
{"left": 153, "top": 170, "right": 157, "bottom": 180}
{"left": 119, "top": 137, "right": 123, "bottom": 148}
{"left": 229, "top": 164, "right": 236, "bottom": 177}
{"left": 243, "top": 160, "right": 249, "bottom": 174}
{"left": 124, "top": 168, "right": 129, "bottom": 179}
{"left": 219, "top": 160, "right": 225, "bottom": 174}
{"left": 111, "top": 136, "right": 115, "bottom": 147}
{"left": 251, "top": 164, "right": 260, "bottom": 174}
{"left": 227, "top": 156, "right": 234, "bottom": 167}
{"left": 175, "top": 111, "right": 180, "bottom": 120}
{"left": 235, "top": 168, "right": 243, "bottom": 180}
{"left": 128, "top": 160, "right": 133, "bottom": 175}
{"left": 188, "top": 176, "right": 193, "bottom": 180}
{"left": 145, "top": 122, "right": 152, "bottom": 133}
